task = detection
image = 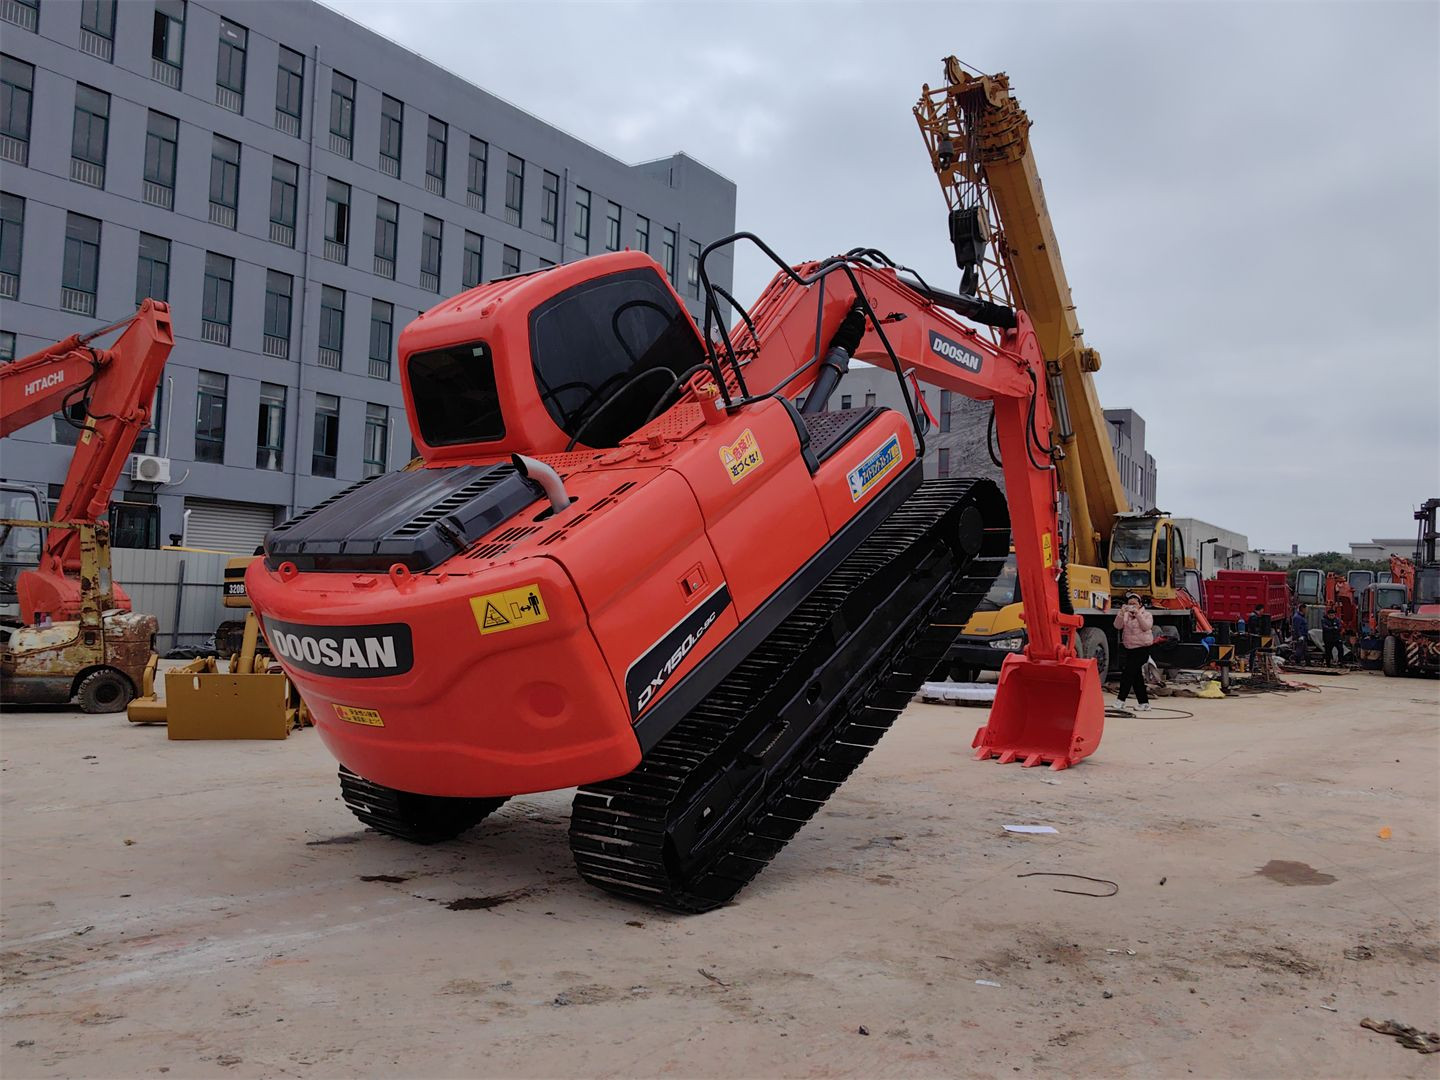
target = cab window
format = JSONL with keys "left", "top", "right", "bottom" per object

{"left": 528, "top": 267, "right": 706, "bottom": 448}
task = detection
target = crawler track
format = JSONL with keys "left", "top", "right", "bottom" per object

{"left": 338, "top": 765, "right": 508, "bottom": 844}
{"left": 569, "top": 478, "right": 1009, "bottom": 912}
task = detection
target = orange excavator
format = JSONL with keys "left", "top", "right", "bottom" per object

{"left": 0, "top": 301, "right": 173, "bottom": 711}
{"left": 248, "top": 238, "right": 1104, "bottom": 912}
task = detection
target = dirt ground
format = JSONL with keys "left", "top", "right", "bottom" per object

{"left": 1, "top": 670, "right": 1436, "bottom": 1079}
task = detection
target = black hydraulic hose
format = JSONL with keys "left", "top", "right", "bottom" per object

{"left": 643, "top": 363, "right": 714, "bottom": 424}
{"left": 987, "top": 405, "right": 1003, "bottom": 468}
{"left": 563, "top": 366, "right": 677, "bottom": 452}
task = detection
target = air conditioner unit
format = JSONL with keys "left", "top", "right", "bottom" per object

{"left": 131, "top": 454, "right": 171, "bottom": 483}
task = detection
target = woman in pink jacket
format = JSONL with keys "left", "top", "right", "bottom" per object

{"left": 1113, "top": 592, "right": 1155, "bottom": 710}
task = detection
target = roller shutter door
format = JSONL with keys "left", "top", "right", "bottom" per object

{"left": 183, "top": 498, "right": 278, "bottom": 555}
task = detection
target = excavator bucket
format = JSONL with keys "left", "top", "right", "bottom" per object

{"left": 972, "top": 653, "right": 1105, "bottom": 770}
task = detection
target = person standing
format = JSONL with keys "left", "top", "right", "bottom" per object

{"left": 1291, "top": 604, "right": 1310, "bottom": 665}
{"left": 1244, "top": 602, "right": 1266, "bottom": 670}
{"left": 1321, "top": 607, "right": 1343, "bottom": 666}
{"left": 1113, "top": 592, "right": 1155, "bottom": 710}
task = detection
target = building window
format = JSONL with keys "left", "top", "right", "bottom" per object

{"left": 504, "top": 154, "right": 524, "bottom": 227}
{"left": 467, "top": 137, "right": 487, "bottom": 211}
{"left": 634, "top": 214, "right": 649, "bottom": 253}
{"left": 0, "top": 330, "right": 15, "bottom": 361}
{"left": 425, "top": 117, "right": 447, "bottom": 195}
{"left": 70, "top": 84, "right": 109, "bottom": 188}
{"left": 3, "top": 0, "right": 38, "bottom": 32}
{"left": 540, "top": 170, "right": 559, "bottom": 240}
{"left": 462, "top": 231, "right": 483, "bottom": 288}
{"left": 501, "top": 244, "right": 520, "bottom": 276}
{"left": 209, "top": 135, "right": 240, "bottom": 229}
{"left": 1, "top": 55, "right": 34, "bottom": 166}
{"left": 214, "top": 18, "right": 247, "bottom": 112}
{"left": 80, "top": 1, "right": 116, "bottom": 60}
{"left": 323, "top": 178, "right": 350, "bottom": 263}
{"left": 937, "top": 447, "right": 950, "bottom": 478}
{"left": 864, "top": 391, "right": 876, "bottom": 407}
{"left": 201, "top": 252, "right": 233, "bottom": 345}
{"left": 256, "top": 382, "right": 285, "bottom": 470}
{"left": 420, "top": 215, "right": 442, "bottom": 292}
{"left": 141, "top": 110, "right": 177, "bottom": 209}
{"left": 840, "top": 394, "right": 852, "bottom": 409}
{"left": 573, "top": 186, "right": 590, "bottom": 254}
{"left": 605, "top": 201, "right": 621, "bottom": 252}
{"left": 274, "top": 46, "right": 303, "bottom": 135}
{"left": 363, "top": 403, "right": 389, "bottom": 477}
{"left": 379, "top": 94, "right": 402, "bottom": 176}
{"left": 151, "top": 0, "right": 185, "bottom": 87}
{"left": 193, "top": 370, "right": 226, "bottom": 463}
{"left": 319, "top": 286, "right": 345, "bottom": 368}
{"left": 269, "top": 157, "right": 297, "bottom": 247}
{"left": 263, "top": 270, "right": 292, "bottom": 358}
{"left": 311, "top": 394, "right": 339, "bottom": 478}
{"left": 0, "top": 193, "right": 22, "bottom": 300}
{"left": 938, "top": 389, "right": 951, "bottom": 433}
{"left": 135, "top": 233, "right": 170, "bottom": 305}
{"left": 61, "top": 212, "right": 99, "bottom": 316}
{"left": 687, "top": 240, "right": 701, "bottom": 298}
{"left": 328, "top": 71, "right": 353, "bottom": 156}
{"left": 373, "top": 197, "right": 397, "bottom": 278}
{"left": 368, "top": 299, "right": 392, "bottom": 380}
{"left": 661, "top": 227, "right": 676, "bottom": 283}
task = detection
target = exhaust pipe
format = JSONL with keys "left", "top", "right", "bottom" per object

{"left": 512, "top": 454, "right": 571, "bottom": 515}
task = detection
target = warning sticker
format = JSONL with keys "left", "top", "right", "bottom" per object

{"left": 1042, "top": 532, "right": 1054, "bottom": 568}
{"left": 470, "top": 583, "right": 549, "bottom": 636}
{"left": 335, "top": 704, "right": 384, "bottom": 727}
{"left": 719, "top": 428, "right": 764, "bottom": 484}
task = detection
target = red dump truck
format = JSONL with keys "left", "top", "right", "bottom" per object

{"left": 1204, "top": 570, "right": 1290, "bottom": 625}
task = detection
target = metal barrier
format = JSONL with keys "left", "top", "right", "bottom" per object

{"left": 112, "top": 548, "right": 231, "bottom": 651}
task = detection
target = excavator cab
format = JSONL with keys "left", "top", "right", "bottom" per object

{"left": 406, "top": 256, "right": 706, "bottom": 462}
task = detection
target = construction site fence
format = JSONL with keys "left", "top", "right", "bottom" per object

{"left": 112, "top": 548, "right": 231, "bottom": 650}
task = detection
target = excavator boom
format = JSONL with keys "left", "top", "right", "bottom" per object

{"left": 0, "top": 301, "right": 173, "bottom": 621}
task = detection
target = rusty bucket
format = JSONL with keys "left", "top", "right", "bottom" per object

{"left": 972, "top": 652, "right": 1105, "bottom": 770}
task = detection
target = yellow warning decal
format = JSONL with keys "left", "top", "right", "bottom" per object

{"left": 1042, "top": 533, "right": 1054, "bottom": 568}
{"left": 471, "top": 583, "right": 549, "bottom": 636}
{"left": 335, "top": 705, "right": 384, "bottom": 727}
{"left": 719, "top": 428, "right": 764, "bottom": 484}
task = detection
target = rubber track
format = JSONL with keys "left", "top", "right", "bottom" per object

{"left": 338, "top": 765, "right": 508, "bottom": 845}
{"left": 569, "top": 478, "right": 1007, "bottom": 911}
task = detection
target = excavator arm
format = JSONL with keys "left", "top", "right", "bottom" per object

{"left": 713, "top": 252, "right": 1075, "bottom": 661}
{"left": 0, "top": 300, "right": 174, "bottom": 621}
{"left": 689, "top": 238, "right": 1102, "bottom": 766}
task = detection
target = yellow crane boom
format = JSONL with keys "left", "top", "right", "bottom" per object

{"left": 914, "top": 60, "right": 1129, "bottom": 567}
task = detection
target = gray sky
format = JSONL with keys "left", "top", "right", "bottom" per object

{"left": 330, "top": 0, "right": 1439, "bottom": 554}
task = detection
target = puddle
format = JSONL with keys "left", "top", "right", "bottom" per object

{"left": 1254, "top": 859, "right": 1336, "bottom": 886}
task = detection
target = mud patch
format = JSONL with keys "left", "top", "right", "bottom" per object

{"left": 359, "top": 874, "right": 410, "bottom": 883}
{"left": 1242, "top": 947, "right": 1321, "bottom": 977}
{"left": 1254, "top": 860, "right": 1336, "bottom": 886}
{"left": 552, "top": 984, "right": 618, "bottom": 1006}
{"left": 306, "top": 833, "right": 365, "bottom": 846}
{"left": 446, "top": 886, "right": 539, "bottom": 911}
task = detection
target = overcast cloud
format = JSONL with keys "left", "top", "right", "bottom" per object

{"left": 329, "top": 0, "right": 1439, "bottom": 553}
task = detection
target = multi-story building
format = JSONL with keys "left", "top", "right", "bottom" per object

{"left": 1171, "top": 518, "right": 1257, "bottom": 576}
{"left": 0, "top": 0, "right": 735, "bottom": 552}
{"left": 1103, "top": 408, "right": 1158, "bottom": 512}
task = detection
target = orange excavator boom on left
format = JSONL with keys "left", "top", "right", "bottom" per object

{"left": 0, "top": 300, "right": 174, "bottom": 622}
